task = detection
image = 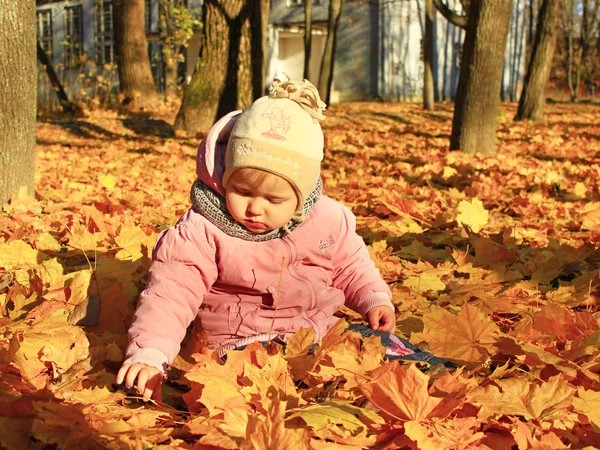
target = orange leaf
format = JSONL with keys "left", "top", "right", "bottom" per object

{"left": 411, "top": 303, "right": 500, "bottom": 366}
{"left": 361, "top": 364, "right": 449, "bottom": 422}
{"left": 244, "top": 386, "right": 309, "bottom": 450}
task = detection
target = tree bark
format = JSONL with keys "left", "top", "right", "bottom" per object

{"left": 175, "top": 1, "right": 231, "bottom": 134}
{"left": 304, "top": 0, "right": 313, "bottom": 80}
{"left": 37, "top": 42, "right": 77, "bottom": 115}
{"left": 0, "top": 0, "right": 36, "bottom": 203}
{"left": 450, "top": 0, "right": 513, "bottom": 155}
{"left": 175, "top": 0, "right": 263, "bottom": 135}
{"left": 250, "top": 0, "right": 270, "bottom": 100}
{"left": 423, "top": 0, "right": 435, "bottom": 110}
{"left": 159, "top": 0, "right": 179, "bottom": 98}
{"left": 113, "top": 0, "right": 159, "bottom": 108}
{"left": 515, "top": 0, "right": 561, "bottom": 122}
{"left": 318, "top": 0, "right": 345, "bottom": 104}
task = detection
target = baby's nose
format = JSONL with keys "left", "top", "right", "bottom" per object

{"left": 246, "top": 198, "right": 264, "bottom": 215}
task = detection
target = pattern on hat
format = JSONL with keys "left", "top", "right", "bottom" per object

{"left": 222, "top": 78, "right": 327, "bottom": 213}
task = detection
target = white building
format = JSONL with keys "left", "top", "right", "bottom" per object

{"left": 35, "top": 0, "right": 527, "bottom": 106}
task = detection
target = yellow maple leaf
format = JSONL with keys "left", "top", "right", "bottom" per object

{"left": 403, "top": 272, "right": 446, "bottom": 293}
{"left": 456, "top": 198, "right": 488, "bottom": 233}
{"left": 572, "top": 388, "right": 600, "bottom": 428}
{"left": 545, "top": 170, "right": 560, "bottom": 184}
{"left": 67, "top": 269, "right": 93, "bottom": 306}
{"left": 35, "top": 232, "right": 62, "bottom": 251}
{"left": 0, "top": 240, "right": 48, "bottom": 269}
{"left": 241, "top": 353, "right": 300, "bottom": 411}
{"left": 404, "top": 417, "right": 484, "bottom": 450}
{"left": 244, "top": 386, "right": 309, "bottom": 450}
{"left": 411, "top": 303, "right": 500, "bottom": 365}
{"left": 98, "top": 173, "right": 116, "bottom": 191}
{"left": 574, "top": 182, "right": 587, "bottom": 198}
{"left": 2, "top": 315, "right": 90, "bottom": 389}
{"left": 288, "top": 400, "right": 384, "bottom": 433}
{"left": 442, "top": 166, "right": 458, "bottom": 179}
{"left": 323, "top": 340, "right": 383, "bottom": 389}
{"left": 115, "top": 224, "right": 155, "bottom": 262}
{"left": 466, "top": 375, "right": 574, "bottom": 421}
{"left": 217, "top": 407, "right": 251, "bottom": 439}
{"left": 39, "top": 258, "right": 68, "bottom": 291}
{"left": 285, "top": 327, "right": 316, "bottom": 358}
{"left": 183, "top": 357, "right": 249, "bottom": 416}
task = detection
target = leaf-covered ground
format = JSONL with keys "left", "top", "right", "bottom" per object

{"left": 1, "top": 102, "right": 600, "bottom": 449}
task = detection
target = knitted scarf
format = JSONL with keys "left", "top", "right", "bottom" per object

{"left": 190, "top": 177, "right": 323, "bottom": 241}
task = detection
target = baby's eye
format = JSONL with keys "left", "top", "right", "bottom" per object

{"left": 268, "top": 198, "right": 285, "bottom": 204}
{"left": 236, "top": 188, "right": 251, "bottom": 196}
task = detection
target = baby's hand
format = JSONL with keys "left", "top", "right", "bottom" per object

{"left": 116, "top": 363, "right": 164, "bottom": 402}
{"left": 367, "top": 305, "right": 396, "bottom": 333}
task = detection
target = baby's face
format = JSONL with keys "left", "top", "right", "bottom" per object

{"left": 225, "top": 169, "right": 298, "bottom": 233}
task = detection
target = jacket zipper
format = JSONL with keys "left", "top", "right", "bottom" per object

{"left": 283, "top": 237, "right": 316, "bottom": 310}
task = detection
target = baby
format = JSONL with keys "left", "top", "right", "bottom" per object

{"left": 116, "top": 78, "right": 399, "bottom": 401}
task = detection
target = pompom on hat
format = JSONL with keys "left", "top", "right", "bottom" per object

{"left": 222, "top": 76, "right": 327, "bottom": 210}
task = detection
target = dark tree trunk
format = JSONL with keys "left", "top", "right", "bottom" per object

{"left": 250, "top": 0, "right": 270, "bottom": 100}
{"left": 318, "top": 0, "right": 345, "bottom": 104}
{"left": 159, "top": 0, "right": 179, "bottom": 98}
{"left": 515, "top": 0, "right": 561, "bottom": 122}
{"left": 113, "top": 0, "right": 159, "bottom": 108}
{"left": 175, "top": 0, "right": 264, "bottom": 135}
{"left": 0, "top": 0, "right": 36, "bottom": 203}
{"left": 423, "top": 0, "right": 435, "bottom": 110}
{"left": 37, "top": 42, "right": 77, "bottom": 115}
{"left": 304, "top": 0, "right": 313, "bottom": 80}
{"left": 450, "top": 0, "right": 513, "bottom": 155}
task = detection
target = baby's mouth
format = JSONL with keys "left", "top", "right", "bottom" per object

{"left": 244, "top": 219, "right": 267, "bottom": 230}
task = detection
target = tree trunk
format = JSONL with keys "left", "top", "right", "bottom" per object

{"left": 175, "top": 0, "right": 261, "bottom": 135}
{"left": 250, "top": 0, "right": 270, "bottom": 100}
{"left": 423, "top": 0, "right": 435, "bottom": 110}
{"left": 515, "top": 0, "right": 561, "bottom": 122}
{"left": 233, "top": 6, "right": 253, "bottom": 112}
{"left": 113, "top": 0, "right": 159, "bottom": 108}
{"left": 304, "top": 0, "right": 313, "bottom": 80}
{"left": 175, "top": 1, "right": 230, "bottom": 134}
{"left": 318, "top": 0, "right": 345, "bottom": 104}
{"left": 450, "top": 0, "right": 513, "bottom": 155}
{"left": 0, "top": 0, "right": 36, "bottom": 203}
{"left": 37, "top": 41, "right": 78, "bottom": 115}
{"left": 159, "top": 0, "right": 179, "bottom": 98}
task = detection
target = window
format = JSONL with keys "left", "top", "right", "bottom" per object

{"left": 37, "top": 10, "right": 53, "bottom": 58}
{"left": 145, "top": 0, "right": 152, "bottom": 33}
{"left": 65, "top": 5, "right": 83, "bottom": 68}
{"left": 287, "top": 0, "right": 320, "bottom": 6}
{"left": 95, "top": 1, "right": 114, "bottom": 66}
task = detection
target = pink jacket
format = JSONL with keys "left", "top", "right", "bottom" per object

{"left": 124, "top": 111, "right": 393, "bottom": 372}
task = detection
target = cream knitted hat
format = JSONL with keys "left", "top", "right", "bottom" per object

{"left": 222, "top": 77, "right": 326, "bottom": 210}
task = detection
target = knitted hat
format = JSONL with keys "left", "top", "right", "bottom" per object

{"left": 222, "top": 77, "right": 326, "bottom": 210}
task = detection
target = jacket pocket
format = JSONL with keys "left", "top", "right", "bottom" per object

{"left": 227, "top": 304, "right": 258, "bottom": 336}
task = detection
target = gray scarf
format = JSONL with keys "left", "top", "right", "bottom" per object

{"left": 190, "top": 177, "right": 322, "bottom": 241}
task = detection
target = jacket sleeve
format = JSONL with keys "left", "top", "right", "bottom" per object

{"left": 331, "top": 203, "right": 393, "bottom": 317}
{"left": 125, "top": 218, "right": 218, "bottom": 368}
